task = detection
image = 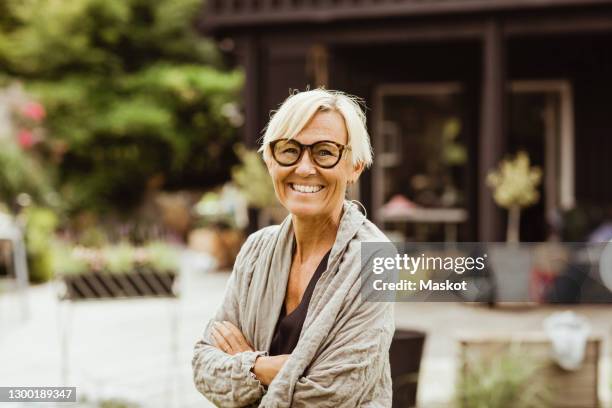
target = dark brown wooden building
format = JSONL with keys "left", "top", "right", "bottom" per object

{"left": 200, "top": 0, "right": 612, "bottom": 242}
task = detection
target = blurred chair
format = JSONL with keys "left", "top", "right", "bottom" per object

{"left": 0, "top": 212, "right": 29, "bottom": 321}
{"left": 390, "top": 329, "right": 427, "bottom": 408}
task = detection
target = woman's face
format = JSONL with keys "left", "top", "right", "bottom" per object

{"left": 266, "top": 110, "right": 363, "bottom": 220}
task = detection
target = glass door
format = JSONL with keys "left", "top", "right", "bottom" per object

{"left": 373, "top": 83, "right": 469, "bottom": 241}
{"left": 508, "top": 80, "right": 575, "bottom": 241}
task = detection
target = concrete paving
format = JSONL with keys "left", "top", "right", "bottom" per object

{"left": 1, "top": 251, "right": 611, "bottom": 407}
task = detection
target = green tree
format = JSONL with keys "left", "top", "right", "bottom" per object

{"left": 0, "top": 0, "right": 243, "bottom": 214}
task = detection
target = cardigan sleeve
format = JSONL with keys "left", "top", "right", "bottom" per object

{"left": 192, "top": 232, "right": 269, "bottom": 407}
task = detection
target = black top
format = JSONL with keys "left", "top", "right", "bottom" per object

{"left": 268, "top": 249, "right": 331, "bottom": 356}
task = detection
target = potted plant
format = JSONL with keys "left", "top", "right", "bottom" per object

{"left": 190, "top": 185, "right": 247, "bottom": 270}
{"left": 487, "top": 151, "right": 542, "bottom": 243}
{"left": 457, "top": 344, "right": 552, "bottom": 408}
{"left": 231, "top": 145, "right": 286, "bottom": 230}
{"left": 458, "top": 333, "right": 601, "bottom": 408}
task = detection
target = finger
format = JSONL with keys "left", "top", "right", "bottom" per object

{"left": 212, "top": 327, "right": 233, "bottom": 354}
{"left": 210, "top": 326, "right": 224, "bottom": 348}
{"left": 223, "top": 322, "right": 253, "bottom": 351}
{"left": 222, "top": 321, "right": 253, "bottom": 350}
{"left": 211, "top": 326, "right": 232, "bottom": 354}
{"left": 215, "top": 321, "right": 241, "bottom": 350}
{"left": 221, "top": 320, "right": 241, "bottom": 335}
{"left": 209, "top": 327, "right": 218, "bottom": 347}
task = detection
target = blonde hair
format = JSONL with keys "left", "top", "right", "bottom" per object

{"left": 258, "top": 88, "right": 373, "bottom": 167}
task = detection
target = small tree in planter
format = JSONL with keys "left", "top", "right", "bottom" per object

{"left": 232, "top": 145, "right": 285, "bottom": 229}
{"left": 190, "top": 146, "right": 282, "bottom": 270}
{"left": 487, "top": 151, "right": 542, "bottom": 243}
{"left": 191, "top": 186, "right": 247, "bottom": 270}
{"left": 231, "top": 145, "right": 277, "bottom": 211}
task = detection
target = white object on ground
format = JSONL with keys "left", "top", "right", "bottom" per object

{"left": 543, "top": 311, "right": 591, "bottom": 371}
{"left": 599, "top": 240, "right": 612, "bottom": 291}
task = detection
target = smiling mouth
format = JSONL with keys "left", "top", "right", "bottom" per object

{"left": 289, "top": 183, "right": 324, "bottom": 194}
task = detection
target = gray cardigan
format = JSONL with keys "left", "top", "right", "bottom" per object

{"left": 192, "top": 201, "right": 395, "bottom": 407}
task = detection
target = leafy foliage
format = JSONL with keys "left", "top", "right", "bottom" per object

{"left": 24, "top": 206, "right": 59, "bottom": 282}
{"left": 52, "top": 240, "right": 180, "bottom": 276}
{"left": 145, "top": 240, "right": 180, "bottom": 271}
{"left": 50, "top": 239, "right": 89, "bottom": 276}
{"left": 0, "top": 0, "right": 243, "bottom": 214}
{"left": 487, "top": 151, "right": 542, "bottom": 210}
{"left": 231, "top": 146, "right": 277, "bottom": 209}
{"left": 0, "top": 84, "right": 58, "bottom": 212}
{"left": 0, "top": 141, "right": 54, "bottom": 210}
{"left": 457, "top": 345, "right": 552, "bottom": 408}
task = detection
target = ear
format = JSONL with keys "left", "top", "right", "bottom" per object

{"left": 349, "top": 162, "right": 365, "bottom": 184}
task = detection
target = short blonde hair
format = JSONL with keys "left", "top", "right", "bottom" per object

{"left": 258, "top": 88, "right": 373, "bottom": 167}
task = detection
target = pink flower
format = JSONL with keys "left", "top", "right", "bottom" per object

{"left": 21, "top": 102, "right": 46, "bottom": 121}
{"left": 18, "top": 130, "right": 36, "bottom": 148}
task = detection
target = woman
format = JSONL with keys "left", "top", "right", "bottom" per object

{"left": 192, "top": 88, "right": 394, "bottom": 407}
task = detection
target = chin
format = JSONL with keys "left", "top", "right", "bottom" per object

{"left": 285, "top": 201, "right": 325, "bottom": 218}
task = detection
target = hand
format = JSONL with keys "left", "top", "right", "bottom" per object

{"left": 252, "top": 354, "right": 290, "bottom": 386}
{"left": 210, "top": 321, "right": 254, "bottom": 355}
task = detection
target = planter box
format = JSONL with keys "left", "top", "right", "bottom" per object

{"left": 458, "top": 331, "right": 601, "bottom": 408}
{"left": 61, "top": 269, "right": 177, "bottom": 300}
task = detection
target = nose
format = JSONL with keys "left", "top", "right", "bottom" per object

{"left": 294, "top": 148, "right": 317, "bottom": 176}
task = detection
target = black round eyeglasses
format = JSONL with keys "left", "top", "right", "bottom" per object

{"left": 269, "top": 138, "right": 350, "bottom": 169}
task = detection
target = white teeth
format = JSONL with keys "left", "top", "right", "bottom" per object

{"left": 291, "top": 184, "right": 323, "bottom": 193}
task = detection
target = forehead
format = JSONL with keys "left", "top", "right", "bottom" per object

{"left": 294, "top": 110, "right": 348, "bottom": 145}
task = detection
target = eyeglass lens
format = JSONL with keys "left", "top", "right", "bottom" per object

{"left": 273, "top": 139, "right": 342, "bottom": 167}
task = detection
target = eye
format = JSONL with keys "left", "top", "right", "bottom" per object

{"left": 317, "top": 149, "right": 333, "bottom": 156}
{"left": 282, "top": 147, "right": 299, "bottom": 155}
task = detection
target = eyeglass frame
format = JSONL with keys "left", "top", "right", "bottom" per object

{"left": 269, "top": 138, "right": 351, "bottom": 169}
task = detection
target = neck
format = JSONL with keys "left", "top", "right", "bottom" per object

{"left": 292, "top": 203, "right": 343, "bottom": 263}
